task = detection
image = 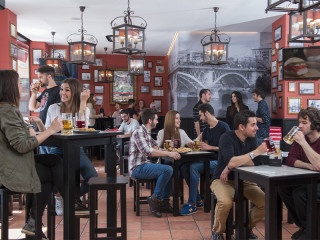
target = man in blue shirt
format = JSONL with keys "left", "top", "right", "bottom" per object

{"left": 252, "top": 88, "right": 270, "bottom": 144}
{"left": 180, "top": 103, "right": 230, "bottom": 215}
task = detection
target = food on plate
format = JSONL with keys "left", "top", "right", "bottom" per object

{"left": 284, "top": 57, "right": 308, "bottom": 76}
{"left": 176, "top": 147, "right": 192, "bottom": 153}
{"left": 77, "top": 128, "right": 95, "bottom": 131}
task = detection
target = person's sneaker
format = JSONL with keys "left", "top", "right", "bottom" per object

{"left": 21, "top": 217, "right": 48, "bottom": 240}
{"left": 196, "top": 200, "right": 204, "bottom": 208}
{"left": 179, "top": 204, "right": 197, "bottom": 216}
{"left": 248, "top": 228, "right": 259, "bottom": 240}
{"left": 291, "top": 228, "right": 305, "bottom": 240}
{"left": 55, "top": 195, "right": 63, "bottom": 216}
{"left": 147, "top": 194, "right": 162, "bottom": 218}
{"left": 75, "top": 199, "right": 90, "bottom": 215}
{"left": 159, "top": 200, "right": 173, "bottom": 213}
{"left": 212, "top": 232, "right": 224, "bottom": 240}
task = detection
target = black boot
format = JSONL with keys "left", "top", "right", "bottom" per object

{"left": 159, "top": 200, "right": 173, "bottom": 213}
{"left": 147, "top": 194, "right": 162, "bottom": 218}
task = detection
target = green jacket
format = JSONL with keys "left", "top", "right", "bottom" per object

{"left": 0, "top": 103, "right": 41, "bottom": 193}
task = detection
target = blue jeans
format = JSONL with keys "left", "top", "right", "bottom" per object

{"left": 49, "top": 147, "right": 98, "bottom": 196}
{"left": 131, "top": 163, "right": 173, "bottom": 200}
{"left": 188, "top": 160, "right": 218, "bottom": 205}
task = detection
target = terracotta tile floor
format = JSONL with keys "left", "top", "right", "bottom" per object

{"left": 5, "top": 160, "right": 299, "bottom": 240}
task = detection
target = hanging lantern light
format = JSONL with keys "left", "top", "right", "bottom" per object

{"left": 67, "top": 6, "right": 98, "bottom": 65}
{"left": 266, "top": 0, "right": 320, "bottom": 13}
{"left": 201, "top": 7, "right": 231, "bottom": 65}
{"left": 98, "top": 48, "right": 114, "bottom": 83}
{"left": 43, "top": 32, "right": 63, "bottom": 76}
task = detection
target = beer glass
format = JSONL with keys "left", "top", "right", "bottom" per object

{"left": 173, "top": 139, "right": 181, "bottom": 148}
{"left": 283, "top": 126, "right": 299, "bottom": 145}
{"left": 193, "top": 139, "right": 200, "bottom": 151}
{"left": 165, "top": 140, "right": 171, "bottom": 150}
{"left": 75, "top": 112, "right": 86, "bottom": 129}
{"left": 62, "top": 113, "right": 73, "bottom": 135}
{"left": 32, "top": 80, "right": 41, "bottom": 94}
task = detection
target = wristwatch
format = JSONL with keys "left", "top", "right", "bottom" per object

{"left": 249, "top": 152, "right": 255, "bottom": 160}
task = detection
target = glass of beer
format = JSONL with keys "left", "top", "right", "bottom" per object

{"left": 32, "top": 80, "right": 41, "bottom": 93}
{"left": 76, "top": 112, "right": 86, "bottom": 129}
{"left": 165, "top": 140, "right": 171, "bottom": 150}
{"left": 193, "top": 139, "right": 200, "bottom": 151}
{"left": 283, "top": 126, "right": 300, "bottom": 145}
{"left": 264, "top": 137, "right": 276, "bottom": 154}
{"left": 62, "top": 113, "right": 73, "bottom": 135}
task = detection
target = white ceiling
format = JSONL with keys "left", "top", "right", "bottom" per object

{"left": 6, "top": 0, "right": 283, "bottom": 56}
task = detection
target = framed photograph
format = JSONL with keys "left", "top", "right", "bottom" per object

{"left": 152, "top": 89, "right": 164, "bottom": 97}
{"left": 274, "top": 25, "right": 282, "bottom": 42}
{"left": 34, "top": 69, "right": 38, "bottom": 75}
{"left": 10, "top": 22, "right": 17, "bottom": 38}
{"left": 156, "top": 60, "right": 163, "bottom": 64}
{"left": 144, "top": 70, "right": 151, "bottom": 83}
{"left": 308, "top": 99, "right": 320, "bottom": 109}
{"left": 110, "top": 70, "right": 136, "bottom": 104}
{"left": 155, "top": 66, "right": 165, "bottom": 74}
{"left": 272, "top": 92, "right": 277, "bottom": 113}
{"left": 83, "top": 83, "right": 90, "bottom": 90}
{"left": 271, "top": 61, "right": 277, "bottom": 73}
{"left": 95, "top": 58, "right": 103, "bottom": 67}
{"left": 154, "top": 76, "right": 163, "bottom": 87}
{"left": 140, "top": 85, "right": 150, "bottom": 93}
{"left": 289, "top": 82, "right": 296, "bottom": 92}
{"left": 32, "top": 49, "right": 42, "bottom": 65}
{"left": 272, "top": 76, "right": 278, "bottom": 89}
{"left": 82, "top": 64, "right": 90, "bottom": 70}
{"left": 96, "top": 95, "right": 103, "bottom": 105}
{"left": 299, "top": 82, "right": 315, "bottom": 95}
{"left": 278, "top": 84, "right": 283, "bottom": 92}
{"left": 94, "top": 70, "right": 99, "bottom": 82}
{"left": 147, "top": 61, "right": 153, "bottom": 69}
{"left": 12, "top": 58, "right": 17, "bottom": 71}
{"left": 279, "top": 96, "right": 282, "bottom": 109}
{"left": 10, "top": 43, "right": 18, "bottom": 58}
{"left": 51, "top": 49, "right": 66, "bottom": 59}
{"left": 94, "top": 86, "right": 104, "bottom": 94}
{"left": 278, "top": 48, "right": 283, "bottom": 62}
{"left": 272, "top": 49, "right": 276, "bottom": 55}
{"left": 288, "top": 97, "right": 302, "bottom": 114}
{"left": 154, "top": 99, "right": 162, "bottom": 113}
{"left": 81, "top": 72, "right": 91, "bottom": 81}
{"left": 278, "top": 65, "right": 283, "bottom": 81}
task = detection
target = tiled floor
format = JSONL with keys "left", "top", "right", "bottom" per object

{"left": 6, "top": 160, "right": 299, "bottom": 240}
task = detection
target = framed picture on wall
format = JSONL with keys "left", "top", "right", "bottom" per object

{"left": 83, "top": 83, "right": 90, "bottom": 90}
{"left": 152, "top": 89, "right": 164, "bottom": 96}
{"left": 154, "top": 76, "right": 163, "bottom": 87}
{"left": 110, "top": 70, "right": 136, "bottom": 104}
{"left": 140, "top": 85, "right": 150, "bottom": 93}
{"left": 288, "top": 82, "right": 296, "bottom": 92}
{"left": 288, "top": 97, "right": 302, "bottom": 114}
{"left": 32, "top": 49, "right": 42, "bottom": 65}
{"left": 299, "top": 82, "right": 315, "bottom": 95}
{"left": 147, "top": 61, "right": 153, "bottom": 69}
{"left": 272, "top": 49, "right": 276, "bottom": 55}
{"left": 278, "top": 84, "right": 283, "bottom": 92}
{"left": 156, "top": 60, "right": 163, "bottom": 64}
{"left": 308, "top": 99, "right": 320, "bottom": 109}
{"left": 272, "top": 76, "right": 278, "bottom": 89}
{"left": 154, "top": 99, "right": 162, "bottom": 113}
{"left": 96, "top": 95, "right": 103, "bottom": 105}
{"left": 94, "top": 58, "right": 103, "bottom": 66}
{"left": 82, "top": 64, "right": 90, "bottom": 70}
{"left": 12, "top": 58, "right": 17, "bottom": 71}
{"left": 10, "top": 43, "right": 18, "bottom": 58}
{"left": 271, "top": 61, "right": 277, "bottom": 73}
{"left": 279, "top": 96, "right": 282, "bottom": 109}
{"left": 81, "top": 72, "right": 91, "bottom": 81}
{"left": 272, "top": 92, "right": 277, "bottom": 113}
{"left": 274, "top": 25, "right": 282, "bottom": 42}
{"left": 10, "top": 23, "right": 17, "bottom": 38}
{"left": 94, "top": 86, "right": 104, "bottom": 94}
{"left": 144, "top": 70, "right": 151, "bottom": 82}
{"left": 278, "top": 65, "right": 283, "bottom": 80}
{"left": 94, "top": 70, "right": 99, "bottom": 82}
{"left": 155, "top": 66, "right": 165, "bottom": 74}
{"left": 51, "top": 49, "right": 66, "bottom": 59}
{"left": 278, "top": 48, "right": 283, "bottom": 62}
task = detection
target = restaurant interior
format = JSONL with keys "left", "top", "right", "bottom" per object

{"left": 1, "top": 0, "right": 320, "bottom": 239}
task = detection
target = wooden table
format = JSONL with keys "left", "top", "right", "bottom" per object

{"left": 41, "top": 131, "right": 120, "bottom": 240}
{"left": 233, "top": 165, "right": 320, "bottom": 240}
{"left": 164, "top": 151, "right": 213, "bottom": 216}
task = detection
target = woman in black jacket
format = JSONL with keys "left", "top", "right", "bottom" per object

{"left": 225, "top": 91, "right": 249, "bottom": 130}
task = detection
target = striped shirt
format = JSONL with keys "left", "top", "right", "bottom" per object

{"left": 128, "top": 125, "right": 157, "bottom": 175}
{"left": 193, "top": 100, "right": 208, "bottom": 137}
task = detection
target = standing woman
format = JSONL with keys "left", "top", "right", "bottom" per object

{"left": 225, "top": 91, "right": 249, "bottom": 130}
{"left": 87, "top": 93, "right": 101, "bottom": 128}
{"left": 112, "top": 102, "right": 122, "bottom": 128}
{"left": 0, "top": 70, "right": 63, "bottom": 238}
{"left": 136, "top": 99, "right": 146, "bottom": 124}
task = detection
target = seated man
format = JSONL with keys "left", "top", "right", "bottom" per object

{"left": 211, "top": 110, "right": 267, "bottom": 240}
{"left": 129, "top": 108, "right": 181, "bottom": 218}
{"left": 278, "top": 107, "right": 320, "bottom": 240}
{"left": 180, "top": 103, "right": 230, "bottom": 215}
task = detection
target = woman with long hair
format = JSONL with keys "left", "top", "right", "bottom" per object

{"left": 87, "top": 93, "right": 101, "bottom": 128}
{"left": 0, "top": 70, "right": 63, "bottom": 238}
{"left": 30, "top": 78, "right": 98, "bottom": 215}
{"left": 112, "top": 102, "right": 122, "bottom": 128}
{"left": 225, "top": 91, "right": 249, "bottom": 130}
{"left": 137, "top": 99, "right": 146, "bottom": 124}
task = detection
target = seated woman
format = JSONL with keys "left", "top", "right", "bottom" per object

{"left": 30, "top": 78, "right": 98, "bottom": 215}
{"left": 112, "top": 102, "right": 122, "bottom": 128}
{"left": 136, "top": 99, "right": 146, "bottom": 124}
{"left": 0, "top": 70, "right": 64, "bottom": 239}
{"left": 225, "top": 91, "right": 249, "bottom": 130}
{"left": 87, "top": 93, "right": 101, "bottom": 128}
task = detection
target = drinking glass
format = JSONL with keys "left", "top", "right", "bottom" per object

{"left": 193, "top": 139, "right": 200, "bottom": 151}
{"left": 264, "top": 137, "right": 276, "bottom": 154}
{"left": 76, "top": 112, "right": 86, "bottom": 129}
{"left": 165, "top": 140, "right": 171, "bottom": 150}
{"left": 283, "top": 126, "right": 299, "bottom": 145}
{"left": 32, "top": 80, "right": 41, "bottom": 93}
{"left": 173, "top": 139, "right": 181, "bottom": 148}
{"left": 62, "top": 113, "right": 73, "bottom": 135}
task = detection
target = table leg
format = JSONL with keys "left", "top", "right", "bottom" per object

{"left": 118, "top": 139, "right": 124, "bottom": 175}
{"left": 173, "top": 160, "right": 180, "bottom": 216}
{"left": 204, "top": 157, "right": 210, "bottom": 212}
{"left": 235, "top": 172, "right": 245, "bottom": 240}
{"left": 306, "top": 178, "right": 317, "bottom": 239}
{"left": 265, "top": 184, "right": 280, "bottom": 240}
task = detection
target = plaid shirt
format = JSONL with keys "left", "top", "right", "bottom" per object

{"left": 128, "top": 125, "right": 157, "bottom": 175}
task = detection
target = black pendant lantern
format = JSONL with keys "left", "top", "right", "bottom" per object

{"left": 98, "top": 48, "right": 114, "bottom": 83}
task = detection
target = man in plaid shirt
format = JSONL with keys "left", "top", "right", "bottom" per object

{"left": 129, "top": 108, "right": 181, "bottom": 218}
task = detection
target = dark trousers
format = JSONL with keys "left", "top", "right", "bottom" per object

{"left": 278, "top": 183, "right": 320, "bottom": 229}
{"left": 28, "top": 154, "right": 64, "bottom": 219}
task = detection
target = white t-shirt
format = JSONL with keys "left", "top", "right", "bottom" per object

{"left": 45, "top": 103, "right": 90, "bottom": 128}
{"left": 118, "top": 118, "right": 139, "bottom": 134}
{"left": 156, "top": 129, "right": 193, "bottom": 148}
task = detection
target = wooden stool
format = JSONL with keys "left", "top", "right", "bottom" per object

{"left": 132, "top": 178, "right": 156, "bottom": 216}
{"left": 88, "top": 176, "right": 128, "bottom": 240}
